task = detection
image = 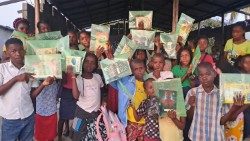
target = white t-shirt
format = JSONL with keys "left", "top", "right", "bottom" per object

{"left": 148, "top": 71, "right": 173, "bottom": 80}
{"left": 0, "top": 62, "right": 39, "bottom": 119}
{"left": 76, "top": 73, "right": 104, "bottom": 113}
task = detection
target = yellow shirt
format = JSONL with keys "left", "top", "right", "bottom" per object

{"left": 127, "top": 80, "right": 147, "bottom": 124}
{"left": 224, "top": 39, "right": 250, "bottom": 56}
{"left": 159, "top": 117, "right": 183, "bottom": 141}
{"left": 224, "top": 105, "right": 244, "bottom": 141}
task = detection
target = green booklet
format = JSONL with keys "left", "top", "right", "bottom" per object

{"left": 26, "top": 35, "right": 69, "bottom": 55}
{"left": 35, "top": 31, "right": 62, "bottom": 40}
{"left": 26, "top": 40, "right": 58, "bottom": 55}
{"left": 57, "top": 35, "right": 70, "bottom": 52}
{"left": 153, "top": 78, "right": 186, "bottom": 117}
{"left": 61, "top": 49, "right": 86, "bottom": 74}
{"left": 100, "top": 58, "right": 132, "bottom": 84}
{"left": 160, "top": 33, "right": 178, "bottom": 59}
{"left": 176, "top": 13, "right": 195, "bottom": 45}
{"left": 114, "top": 35, "right": 138, "bottom": 59}
{"left": 10, "top": 31, "right": 35, "bottom": 50}
{"left": 131, "top": 29, "right": 155, "bottom": 50}
{"left": 25, "top": 54, "right": 62, "bottom": 79}
{"left": 220, "top": 73, "right": 250, "bottom": 104}
{"left": 90, "top": 24, "right": 110, "bottom": 52}
{"left": 191, "top": 46, "right": 201, "bottom": 74}
{"left": 129, "top": 11, "right": 153, "bottom": 30}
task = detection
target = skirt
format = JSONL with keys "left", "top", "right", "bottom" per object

{"left": 59, "top": 87, "right": 77, "bottom": 120}
{"left": 35, "top": 113, "right": 57, "bottom": 141}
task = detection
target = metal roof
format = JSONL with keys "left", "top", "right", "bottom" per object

{"left": 49, "top": 0, "right": 250, "bottom": 31}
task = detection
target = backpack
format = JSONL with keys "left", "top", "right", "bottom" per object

{"left": 96, "top": 106, "right": 127, "bottom": 141}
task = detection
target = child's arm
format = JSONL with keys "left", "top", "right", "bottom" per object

{"left": 67, "top": 66, "right": 80, "bottom": 100}
{"left": 0, "top": 73, "right": 33, "bottom": 96}
{"left": 131, "top": 105, "right": 141, "bottom": 122}
{"left": 181, "top": 65, "right": 192, "bottom": 83}
{"left": 31, "top": 76, "right": 55, "bottom": 98}
{"left": 134, "top": 100, "right": 148, "bottom": 122}
{"left": 229, "top": 104, "right": 250, "bottom": 121}
{"left": 220, "top": 94, "right": 245, "bottom": 125}
{"left": 167, "top": 110, "right": 186, "bottom": 130}
{"left": 186, "top": 93, "right": 195, "bottom": 120}
{"left": 71, "top": 76, "right": 80, "bottom": 100}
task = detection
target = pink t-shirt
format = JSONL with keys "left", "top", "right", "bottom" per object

{"left": 200, "top": 54, "right": 215, "bottom": 66}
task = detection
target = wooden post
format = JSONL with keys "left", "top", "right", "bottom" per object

{"left": 35, "top": 0, "right": 40, "bottom": 34}
{"left": 172, "top": 0, "right": 179, "bottom": 32}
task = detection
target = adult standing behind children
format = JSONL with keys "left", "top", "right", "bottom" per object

{"left": 0, "top": 38, "right": 54, "bottom": 141}
{"left": 110, "top": 59, "right": 147, "bottom": 141}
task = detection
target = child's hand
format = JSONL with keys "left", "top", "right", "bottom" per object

{"left": 188, "top": 96, "right": 196, "bottom": 107}
{"left": 96, "top": 46, "right": 104, "bottom": 59}
{"left": 15, "top": 73, "right": 34, "bottom": 83}
{"left": 167, "top": 110, "right": 177, "bottom": 119}
{"left": 66, "top": 65, "right": 76, "bottom": 78}
{"left": 233, "top": 93, "right": 245, "bottom": 107}
{"left": 42, "top": 76, "right": 55, "bottom": 86}
{"left": 104, "top": 42, "right": 114, "bottom": 60}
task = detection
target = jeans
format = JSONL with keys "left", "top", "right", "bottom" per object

{"left": 0, "top": 116, "right": 2, "bottom": 140}
{"left": 1, "top": 113, "right": 34, "bottom": 141}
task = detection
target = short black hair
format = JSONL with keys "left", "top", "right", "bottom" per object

{"left": 176, "top": 47, "right": 193, "bottom": 65}
{"left": 84, "top": 52, "right": 98, "bottom": 69}
{"left": 5, "top": 38, "right": 23, "bottom": 48}
{"left": 197, "top": 35, "right": 208, "bottom": 43}
{"left": 37, "top": 20, "right": 49, "bottom": 30}
{"left": 130, "top": 59, "right": 145, "bottom": 70}
{"left": 197, "top": 62, "right": 216, "bottom": 75}
{"left": 152, "top": 53, "right": 165, "bottom": 62}
{"left": 79, "top": 30, "right": 90, "bottom": 38}
{"left": 143, "top": 78, "right": 155, "bottom": 89}
{"left": 233, "top": 22, "right": 246, "bottom": 31}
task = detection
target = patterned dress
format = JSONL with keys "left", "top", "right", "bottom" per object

{"left": 137, "top": 96, "right": 160, "bottom": 140}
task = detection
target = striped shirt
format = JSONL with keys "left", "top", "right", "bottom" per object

{"left": 185, "top": 85, "right": 225, "bottom": 141}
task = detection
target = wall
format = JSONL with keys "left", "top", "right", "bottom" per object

{"left": 0, "top": 26, "right": 13, "bottom": 58}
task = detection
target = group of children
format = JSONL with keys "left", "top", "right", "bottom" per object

{"left": 0, "top": 17, "right": 250, "bottom": 141}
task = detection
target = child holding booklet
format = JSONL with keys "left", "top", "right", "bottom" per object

{"left": 132, "top": 78, "right": 161, "bottom": 141}
{"left": 239, "top": 54, "right": 250, "bottom": 139}
{"left": 110, "top": 59, "right": 147, "bottom": 141}
{"left": 185, "top": 62, "right": 246, "bottom": 141}
{"left": 146, "top": 53, "right": 173, "bottom": 80}
{"left": 172, "top": 48, "right": 193, "bottom": 97}
{"left": 69, "top": 53, "right": 107, "bottom": 140}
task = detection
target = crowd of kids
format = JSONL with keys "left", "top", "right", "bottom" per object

{"left": 0, "top": 17, "right": 250, "bottom": 141}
